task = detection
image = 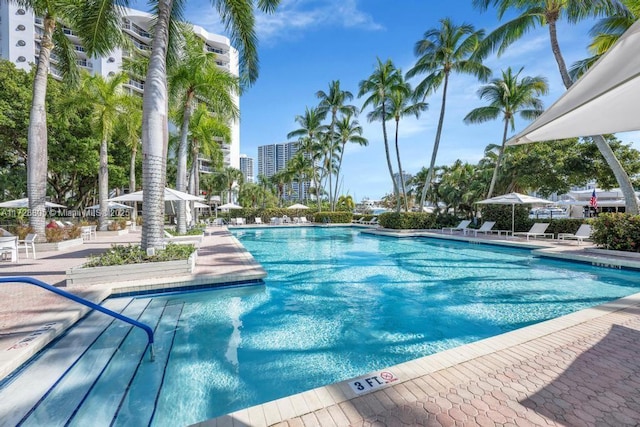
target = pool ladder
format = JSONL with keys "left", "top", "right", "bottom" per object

{"left": 0, "top": 276, "right": 155, "bottom": 361}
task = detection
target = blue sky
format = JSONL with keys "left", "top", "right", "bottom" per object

{"left": 134, "top": 0, "right": 638, "bottom": 202}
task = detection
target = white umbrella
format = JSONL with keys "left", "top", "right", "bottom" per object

{"left": 508, "top": 19, "right": 640, "bottom": 145}
{"left": 85, "top": 201, "right": 134, "bottom": 211}
{"left": 0, "top": 198, "right": 66, "bottom": 209}
{"left": 287, "top": 203, "right": 309, "bottom": 210}
{"left": 218, "top": 202, "right": 242, "bottom": 210}
{"left": 476, "top": 192, "right": 553, "bottom": 233}
{"left": 108, "top": 187, "right": 205, "bottom": 202}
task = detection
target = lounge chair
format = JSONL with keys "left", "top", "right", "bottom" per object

{"left": 18, "top": 233, "right": 37, "bottom": 259}
{"left": 299, "top": 216, "right": 309, "bottom": 224}
{"left": 213, "top": 218, "right": 226, "bottom": 226}
{"left": 0, "top": 236, "right": 18, "bottom": 262}
{"left": 558, "top": 224, "right": 592, "bottom": 245}
{"left": 364, "top": 216, "right": 378, "bottom": 225}
{"left": 467, "top": 221, "right": 496, "bottom": 237}
{"left": 352, "top": 216, "right": 363, "bottom": 224}
{"left": 442, "top": 220, "right": 471, "bottom": 234}
{"left": 254, "top": 217, "right": 263, "bottom": 225}
{"left": 80, "top": 226, "right": 93, "bottom": 241}
{"left": 513, "top": 223, "right": 554, "bottom": 240}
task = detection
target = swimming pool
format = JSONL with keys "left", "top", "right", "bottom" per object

{"left": 4, "top": 227, "right": 640, "bottom": 426}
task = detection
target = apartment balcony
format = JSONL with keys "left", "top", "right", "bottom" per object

{"left": 76, "top": 59, "right": 92, "bottom": 69}
{"left": 122, "top": 19, "right": 152, "bottom": 40}
{"left": 126, "top": 79, "right": 145, "bottom": 91}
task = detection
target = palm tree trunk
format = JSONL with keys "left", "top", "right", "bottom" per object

{"left": 381, "top": 104, "right": 399, "bottom": 205}
{"left": 328, "top": 126, "right": 335, "bottom": 211}
{"left": 548, "top": 22, "right": 638, "bottom": 214}
{"left": 547, "top": 20, "right": 573, "bottom": 90}
{"left": 487, "top": 118, "right": 510, "bottom": 199}
{"left": 28, "top": 15, "right": 55, "bottom": 242}
{"left": 420, "top": 73, "right": 449, "bottom": 207}
{"left": 333, "top": 142, "right": 346, "bottom": 209}
{"left": 177, "top": 91, "right": 194, "bottom": 234}
{"left": 394, "top": 119, "right": 408, "bottom": 212}
{"left": 141, "top": 0, "right": 172, "bottom": 250}
{"left": 98, "top": 136, "right": 109, "bottom": 231}
{"left": 129, "top": 147, "right": 137, "bottom": 227}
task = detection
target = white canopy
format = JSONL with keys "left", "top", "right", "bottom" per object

{"left": 508, "top": 19, "right": 640, "bottom": 145}
{"left": 108, "top": 188, "right": 205, "bottom": 202}
{"left": 85, "top": 201, "right": 134, "bottom": 211}
{"left": 287, "top": 203, "right": 309, "bottom": 210}
{"left": 0, "top": 198, "right": 66, "bottom": 209}
{"left": 476, "top": 192, "right": 553, "bottom": 233}
{"left": 218, "top": 202, "right": 242, "bottom": 210}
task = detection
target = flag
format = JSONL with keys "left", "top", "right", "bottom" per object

{"left": 590, "top": 189, "right": 598, "bottom": 208}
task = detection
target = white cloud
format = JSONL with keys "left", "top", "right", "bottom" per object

{"left": 255, "top": 0, "right": 384, "bottom": 44}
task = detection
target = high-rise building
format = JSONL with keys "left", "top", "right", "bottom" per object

{"left": 239, "top": 154, "right": 254, "bottom": 183}
{"left": 257, "top": 142, "right": 310, "bottom": 200}
{"left": 0, "top": 4, "right": 240, "bottom": 169}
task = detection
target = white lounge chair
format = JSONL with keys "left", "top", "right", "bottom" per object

{"left": 0, "top": 236, "right": 18, "bottom": 262}
{"left": 80, "top": 226, "right": 93, "bottom": 241}
{"left": 299, "top": 216, "right": 309, "bottom": 224}
{"left": 467, "top": 221, "right": 496, "bottom": 237}
{"left": 254, "top": 217, "right": 263, "bottom": 225}
{"left": 558, "top": 224, "right": 592, "bottom": 245}
{"left": 352, "top": 216, "right": 363, "bottom": 224}
{"left": 364, "top": 216, "right": 378, "bottom": 225}
{"left": 442, "top": 220, "right": 471, "bottom": 234}
{"left": 19, "top": 233, "right": 37, "bottom": 259}
{"left": 513, "top": 223, "right": 553, "bottom": 240}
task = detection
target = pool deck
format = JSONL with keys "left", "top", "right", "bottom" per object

{"left": 2, "top": 225, "right": 640, "bottom": 426}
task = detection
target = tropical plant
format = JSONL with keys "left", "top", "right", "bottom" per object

{"left": 334, "top": 113, "right": 368, "bottom": 204}
{"left": 169, "top": 29, "right": 239, "bottom": 233}
{"left": 78, "top": 72, "right": 129, "bottom": 230}
{"left": 358, "top": 58, "right": 405, "bottom": 212}
{"left": 464, "top": 67, "right": 548, "bottom": 198}
{"left": 140, "top": 0, "right": 280, "bottom": 250}
{"left": 17, "top": 0, "right": 124, "bottom": 240}
{"left": 286, "top": 151, "right": 313, "bottom": 203}
{"left": 473, "top": 0, "right": 638, "bottom": 214}
{"left": 316, "top": 80, "right": 357, "bottom": 210}
{"left": 406, "top": 18, "right": 491, "bottom": 209}
{"left": 115, "top": 93, "right": 143, "bottom": 225}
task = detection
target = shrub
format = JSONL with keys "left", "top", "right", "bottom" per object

{"left": 591, "top": 213, "right": 640, "bottom": 252}
{"left": 13, "top": 225, "right": 34, "bottom": 240}
{"left": 378, "top": 212, "right": 435, "bottom": 229}
{"left": 165, "top": 227, "right": 204, "bottom": 236}
{"left": 84, "top": 243, "right": 195, "bottom": 267}
{"left": 45, "top": 227, "right": 65, "bottom": 243}
{"left": 480, "top": 205, "right": 532, "bottom": 232}
{"left": 67, "top": 225, "right": 82, "bottom": 239}
{"left": 312, "top": 211, "right": 352, "bottom": 224}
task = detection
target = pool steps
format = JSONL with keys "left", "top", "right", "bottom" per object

{"left": 0, "top": 297, "right": 181, "bottom": 426}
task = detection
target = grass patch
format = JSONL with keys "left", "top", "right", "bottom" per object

{"left": 85, "top": 243, "right": 195, "bottom": 267}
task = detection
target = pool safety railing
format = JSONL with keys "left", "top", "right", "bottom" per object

{"left": 0, "top": 276, "right": 155, "bottom": 361}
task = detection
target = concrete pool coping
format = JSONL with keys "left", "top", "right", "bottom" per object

{"left": 2, "top": 225, "right": 640, "bottom": 426}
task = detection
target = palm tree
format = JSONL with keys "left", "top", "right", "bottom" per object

{"left": 17, "top": 0, "right": 124, "bottom": 240}
{"left": 257, "top": 174, "right": 273, "bottom": 208}
{"left": 220, "top": 166, "right": 244, "bottom": 204}
{"left": 406, "top": 18, "right": 491, "bottom": 209}
{"left": 117, "top": 94, "right": 143, "bottom": 226}
{"left": 141, "top": 0, "right": 280, "bottom": 250}
{"left": 287, "top": 107, "right": 327, "bottom": 208}
{"left": 464, "top": 67, "right": 548, "bottom": 198}
{"left": 169, "top": 30, "right": 239, "bottom": 233}
{"left": 286, "top": 151, "right": 313, "bottom": 203}
{"left": 473, "top": 0, "right": 638, "bottom": 214}
{"left": 79, "top": 72, "right": 129, "bottom": 231}
{"left": 384, "top": 78, "right": 428, "bottom": 211}
{"left": 358, "top": 58, "right": 405, "bottom": 212}
{"left": 270, "top": 170, "right": 288, "bottom": 207}
{"left": 334, "top": 113, "right": 368, "bottom": 203}
{"left": 316, "top": 80, "right": 357, "bottom": 211}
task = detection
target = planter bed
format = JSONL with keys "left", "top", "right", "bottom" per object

{"left": 34, "top": 238, "right": 84, "bottom": 252}
{"left": 66, "top": 251, "right": 197, "bottom": 287}
{"left": 96, "top": 229, "right": 129, "bottom": 237}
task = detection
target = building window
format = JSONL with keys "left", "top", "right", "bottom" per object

{"left": 16, "top": 9, "right": 26, "bottom": 15}
{"left": 16, "top": 24, "right": 26, "bottom": 31}
{"left": 17, "top": 40, "right": 26, "bottom": 47}
{"left": 17, "top": 56, "right": 26, "bottom": 62}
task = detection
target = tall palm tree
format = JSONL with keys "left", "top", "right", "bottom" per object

{"left": 256, "top": 174, "right": 273, "bottom": 208}
{"left": 17, "top": 0, "right": 124, "bottom": 240}
{"left": 382, "top": 78, "right": 428, "bottom": 211}
{"left": 406, "top": 18, "right": 491, "bottom": 209}
{"left": 473, "top": 0, "right": 638, "bottom": 214}
{"left": 286, "top": 151, "right": 313, "bottom": 203}
{"left": 316, "top": 80, "right": 357, "bottom": 211}
{"left": 464, "top": 67, "right": 548, "bottom": 198}
{"left": 358, "top": 58, "right": 405, "bottom": 212}
{"left": 287, "top": 107, "right": 327, "bottom": 208}
{"left": 79, "top": 72, "right": 129, "bottom": 231}
{"left": 220, "top": 166, "right": 244, "bottom": 204}
{"left": 334, "top": 113, "right": 368, "bottom": 203}
{"left": 270, "top": 170, "right": 288, "bottom": 207}
{"left": 169, "top": 30, "right": 239, "bottom": 233}
{"left": 141, "top": 0, "right": 280, "bottom": 250}
{"left": 115, "top": 94, "right": 142, "bottom": 227}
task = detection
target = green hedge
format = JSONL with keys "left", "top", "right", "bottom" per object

{"left": 481, "top": 205, "right": 586, "bottom": 235}
{"left": 312, "top": 211, "right": 353, "bottom": 224}
{"left": 377, "top": 212, "right": 461, "bottom": 229}
{"left": 208, "top": 208, "right": 313, "bottom": 224}
{"left": 591, "top": 213, "right": 640, "bottom": 252}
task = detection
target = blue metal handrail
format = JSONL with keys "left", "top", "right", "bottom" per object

{"left": 0, "top": 276, "right": 154, "bottom": 361}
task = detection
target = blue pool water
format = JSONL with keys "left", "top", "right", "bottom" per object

{"left": 7, "top": 227, "right": 640, "bottom": 426}
{"left": 147, "top": 227, "right": 639, "bottom": 425}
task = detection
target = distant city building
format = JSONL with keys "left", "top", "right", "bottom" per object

{"left": 257, "top": 142, "right": 310, "bottom": 200}
{"left": 0, "top": 4, "right": 240, "bottom": 169}
{"left": 239, "top": 154, "right": 254, "bottom": 183}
